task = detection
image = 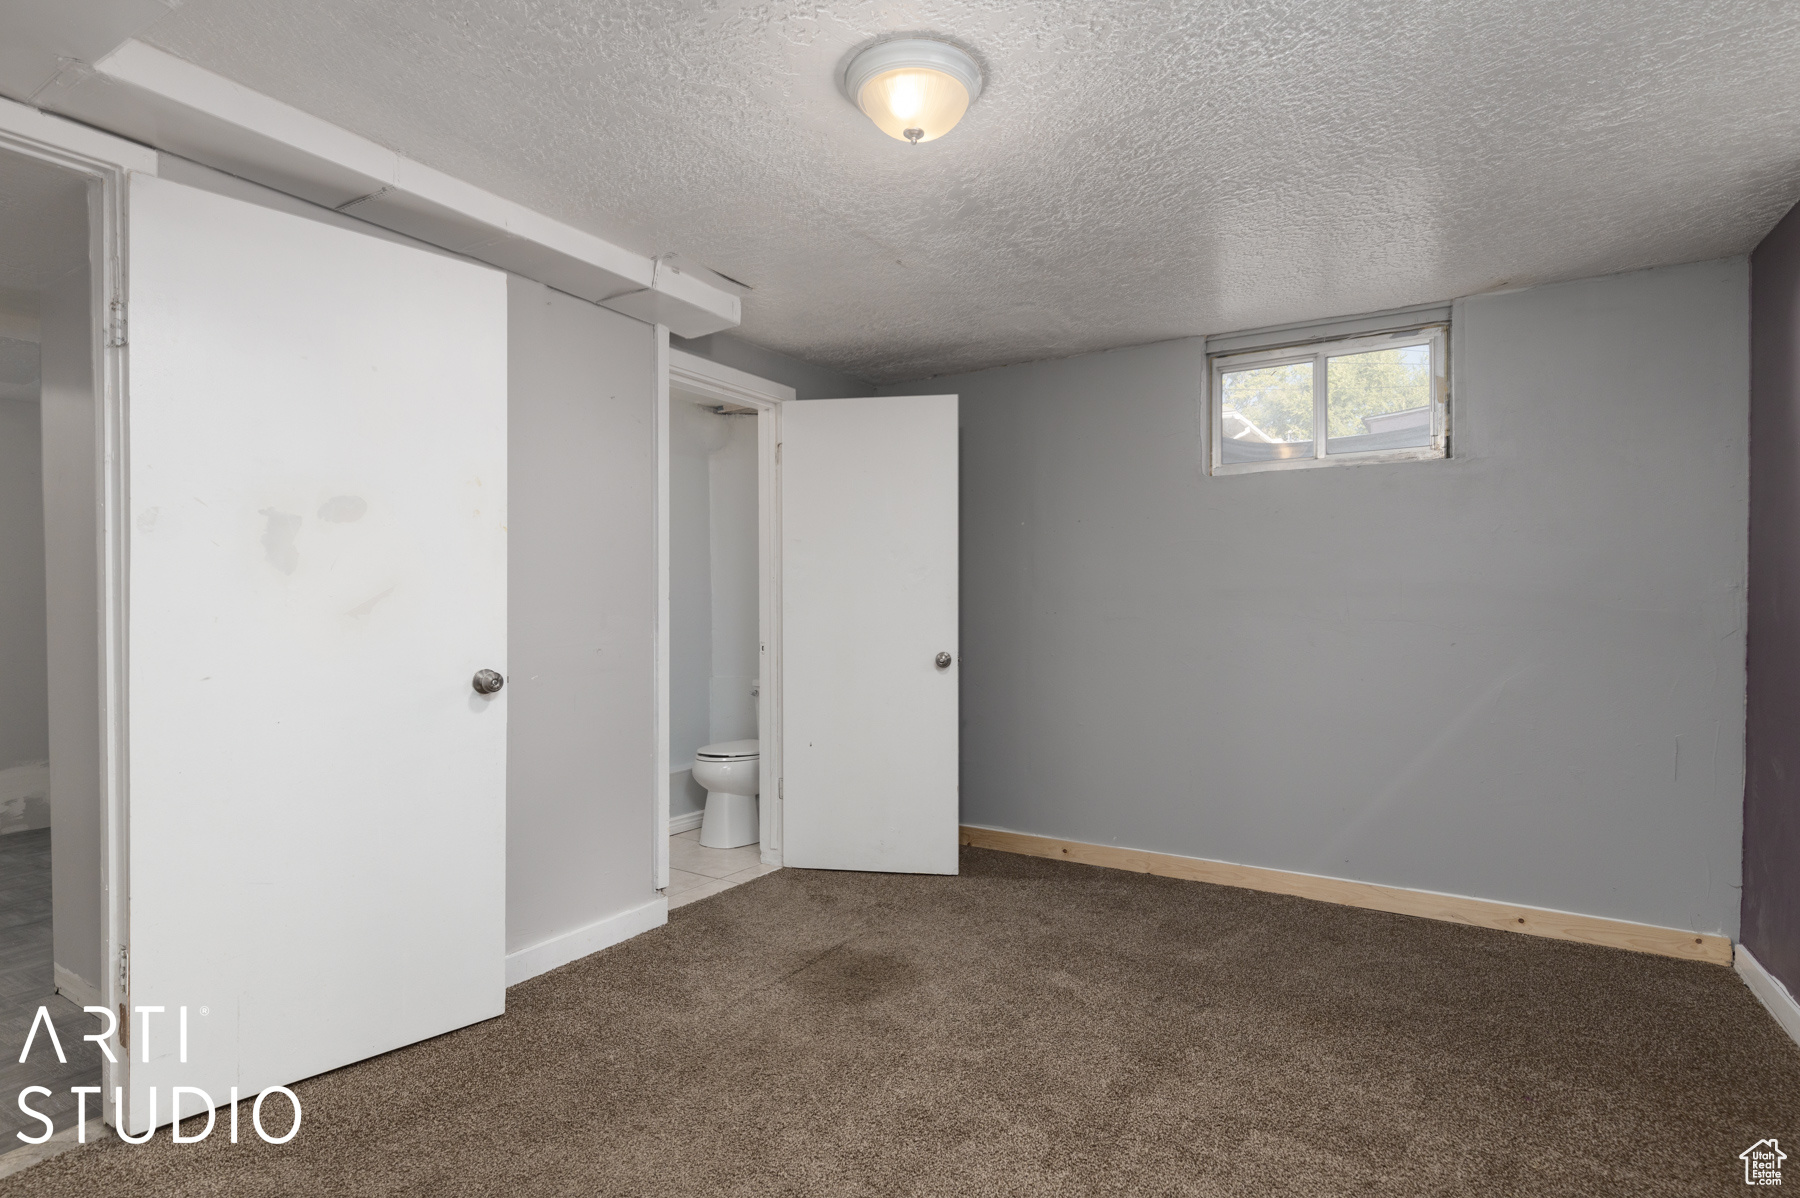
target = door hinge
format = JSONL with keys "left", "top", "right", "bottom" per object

{"left": 118, "top": 944, "right": 130, "bottom": 1051}
{"left": 107, "top": 297, "right": 127, "bottom": 348}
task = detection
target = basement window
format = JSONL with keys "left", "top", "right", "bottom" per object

{"left": 1208, "top": 324, "right": 1448, "bottom": 475}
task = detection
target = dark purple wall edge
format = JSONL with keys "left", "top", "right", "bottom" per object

{"left": 1746, "top": 201, "right": 1800, "bottom": 994}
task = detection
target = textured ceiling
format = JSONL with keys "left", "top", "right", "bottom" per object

{"left": 141, "top": 1, "right": 1800, "bottom": 383}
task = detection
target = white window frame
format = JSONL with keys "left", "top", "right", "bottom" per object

{"left": 1208, "top": 323, "right": 1449, "bottom": 476}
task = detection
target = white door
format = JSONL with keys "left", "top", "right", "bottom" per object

{"left": 780, "top": 395, "right": 959, "bottom": 874}
{"left": 123, "top": 174, "right": 508, "bottom": 1131}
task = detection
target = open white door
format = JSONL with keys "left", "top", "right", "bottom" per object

{"left": 123, "top": 174, "right": 508, "bottom": 1130}
{"left": 780, "top": 394, "right": 959, "bottom": 874}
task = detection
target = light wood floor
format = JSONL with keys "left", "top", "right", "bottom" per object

{"left": 0, "top": 830, "right": 104, "bottom": 1143}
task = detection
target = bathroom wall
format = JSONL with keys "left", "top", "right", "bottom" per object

{"left": 709, "top": 413, "right": 759, "bottom": 744}
{"left": 670, "top": 397, "right": 721, "bottom": 777}
{"left": 883, "top": 258, "right": 1749, "bottom": 938}
{"left": 0, "top": 381, "right": 48, "bottom": 836}
{"left": 668, "top": 394, "right": 759, "bottom": 820}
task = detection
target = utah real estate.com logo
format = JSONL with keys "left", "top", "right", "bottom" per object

{"left": 1742, "top": 1139, "right": 1786, "bottom": 1186}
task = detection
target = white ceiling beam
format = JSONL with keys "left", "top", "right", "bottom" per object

{"left": 0, "top": 91, "right": 158, "bottom": 174}
{"left": 33, "top": 40, "right": 740, "bottom": 336}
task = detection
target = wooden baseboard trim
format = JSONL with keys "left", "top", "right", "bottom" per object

{"left": 959, "top": 825, "right": 1733, "bottom": 966}
{"left": 669, "top": 810, "right": 704, "bottom": 835}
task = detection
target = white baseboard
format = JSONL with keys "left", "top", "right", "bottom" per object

{"left": 669, "top": 810, "right": 704, "bottom": 834}
{"left": 505, "top": 896, "right": 668, "bottom": 987}
{"left": 53, "top": 964, "right": 100, "bottom": 1009}
{"left": 1735, "top": 943, "right": 1800, "bottom": 1050}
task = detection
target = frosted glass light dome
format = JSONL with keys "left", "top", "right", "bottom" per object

{"left": 844, "top": 38, "right": 984, "bottom": 145}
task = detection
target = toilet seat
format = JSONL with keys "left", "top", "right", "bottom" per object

{"left": 695, "top": 738, "right": 759, "bottom": 761}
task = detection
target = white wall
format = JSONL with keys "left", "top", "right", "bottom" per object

{"left": 506, "top": 276, "right": 660, "bottom": 963}
{"left": 0, "top": 387, "right": 48, "bottom": 835}
{"left": 884, "top": 258, "right": 1749, "bottom": 937}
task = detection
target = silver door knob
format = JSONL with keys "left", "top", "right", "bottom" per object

{"left": 935, "top": 652, "right": 953, "bottom": 669}
{"left": 472, "top": 669, "right": 505, "bottom": 695}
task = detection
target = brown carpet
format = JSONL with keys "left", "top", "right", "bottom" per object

{"left": 5, "top": 847, "right": 1797, "bottom": 1196}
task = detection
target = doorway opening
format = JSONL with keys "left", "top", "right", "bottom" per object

{"left": 0, "top": 140, "right": 111, "bottom": 1141}
{"left": 659, "top": 350, "right": 788, "bottom": 908}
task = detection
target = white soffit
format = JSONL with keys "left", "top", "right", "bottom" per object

{"left": 33, "top": 41, "right": 739, "bottom": 337}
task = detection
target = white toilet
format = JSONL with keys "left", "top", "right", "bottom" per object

{"left": 692, "top": 739, "right": 759, "bottom": 849}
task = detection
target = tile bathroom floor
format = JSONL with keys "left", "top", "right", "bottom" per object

{"left": 666, "top": 829, "right": 781, "bottom": 910}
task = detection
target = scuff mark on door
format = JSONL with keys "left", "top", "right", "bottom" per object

{"left": 318, "top": 495, "right": 368, "bottom": 523}
{"left": 346, "top": 586, "right": 395, "bottom": 618}
{"left": 259, "top": 508, "right": 301, "bottom": 574}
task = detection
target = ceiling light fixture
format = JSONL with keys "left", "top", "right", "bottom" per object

{"left": 844, "top": 38, "right": 983, "bottom": 145}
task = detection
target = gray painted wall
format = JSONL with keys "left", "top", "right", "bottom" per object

{"left": 506, "top": 277, "right": 658, "bottom": 955}
{"left": 0, "top": 390, "right": 47, "bottom": 834}
{"left": 43, "top": 262, "right": 103, "bottom": 995}
{"left": 672, "top": 331, "right": 874, "bottom": 400}
{"left": 884, "top": 258, "right": 1748, "bottom": 937}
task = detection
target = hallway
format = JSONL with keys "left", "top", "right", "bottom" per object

{"left": 0, "top": 830, "right": 102, "bottom": 1144}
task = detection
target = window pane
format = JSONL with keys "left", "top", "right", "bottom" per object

{"left": 1219, "top": 362, "right": 1313, "bottom": 464}
{"left": 1325, "top": 344, "right": 1432, "bottom": 454}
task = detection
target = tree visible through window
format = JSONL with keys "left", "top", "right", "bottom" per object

{"left": 1211, "top": 326, "right": 1445, "bottom": 473}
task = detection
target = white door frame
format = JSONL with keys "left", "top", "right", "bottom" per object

{"left": 656, "top": 348, "right": 793, "bottom": 885}
{"left": 0, "top": 98, "right": 157, "bottom": 1122}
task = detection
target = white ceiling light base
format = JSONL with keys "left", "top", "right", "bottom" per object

{"left": 844, "top": 38, "right": 982, "bottom": 145}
